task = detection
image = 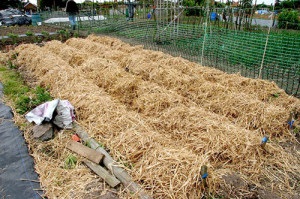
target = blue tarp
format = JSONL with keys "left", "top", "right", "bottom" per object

{"left": 257, "top": 10, "right": 269, "bottom": 15}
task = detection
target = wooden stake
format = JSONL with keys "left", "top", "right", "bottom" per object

{"left": 200, "top": 165, "right": 208, "bottom": 188}
{"left": 67, "top": 140, "right": 104, "bottom": 164}
{"left": 84, "top": 160, "right": 121, "bottom": 188}
{"left": 260, "top": 136, "right": 269, "bottom": 149}
{"left": 74, "top": 123, "right": 152, "bottom": 199}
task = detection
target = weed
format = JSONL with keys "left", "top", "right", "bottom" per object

{"left": 15, "top": 86, "right": 52, "bottom": 114}
{"left": 16, "top": 95, "right": 31, "bottom": 114}
{"left": 32, "top": 86, "right": 52, "bottom": 106}
{"left": 293, "top": 127, "right": 299, "bottom": 135}
{"left": 64, "top": 155, "right": 77, "bottom": 169}
{"left": 84, "top": 140, "right": 92, "bottom": 148}
{"left": 41, "top": 31, "right": 50, "bottom": 41}
{"left": 25, "top": 30, "right": 34, "bottom": 37}
{"left": 41, "top": 31, "right": 49, "bottom": 37}
{"left": 123, "top": 162, "right": 135, "bottom": 169}
{"left": 6, "top": 60, "right": 16, "bottom": 69}
{"left": 40, "top": 145, "right": 56, "bottom": 157}
{"left": 7, "top": 33, "right": 18, "bottom": 44}
{"left": 2, "top": 71, "right": 29, "bottom": 97}
{"left": 271, "top": 93, "right": 280, "bottom": 98}
{"left": 11, "top": 53, "right": 18, "bottom": 60}
{"left": 57, "top": 29, "right": 66, "bottom": 41}
{"left": 64, "top": 30, "right": 70, "bottom": 39}
{"left": 0, "top": 67, "right": 53, "bottom": 114}
{"left": 57, "top": 29, "right": 66, "bottom": 35}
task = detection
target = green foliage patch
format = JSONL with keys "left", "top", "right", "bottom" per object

{"left": 278, "top": 9, "right": 300, "bottom": 30}
{"left": 0, "top": 66, "right": 52, "bottom": 114}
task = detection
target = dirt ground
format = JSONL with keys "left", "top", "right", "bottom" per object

{"left": 0, "top": 25, "right": 74, "bottom": 52}
{"left": 0, "top": 25, "right": 61, "bottom": 36}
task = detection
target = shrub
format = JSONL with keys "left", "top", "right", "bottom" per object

{"left": 277, "top": 9, "right": 300, "bottom": 30}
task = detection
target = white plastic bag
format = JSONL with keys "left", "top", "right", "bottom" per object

{"left": 53, "top": 100, "right": 75, "bottom": 129}
{"left": 25, "top": 99, "right": 59, "bottom": 125}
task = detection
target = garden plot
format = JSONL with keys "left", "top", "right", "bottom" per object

{"left": 49, "top": 36, "right": 300, "bottom": 137}
{"left": 1, "top": 36, "right": 300, "bottom": 198}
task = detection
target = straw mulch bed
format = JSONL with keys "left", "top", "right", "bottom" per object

{"left": 64, "top": 36, "right": 300, "bottom": 138}
{"left": 2, "top": 35, "right": 300, "bottom": 199}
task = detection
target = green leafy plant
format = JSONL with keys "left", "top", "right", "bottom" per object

{"left": 2, "top": 70, "right": 29, "bottom": 97}
{"left": 15, "top": 86, "right": 52, "bottom": 114}
{"left": 32, "top": 86, "right": 52, "bottom": 106}
{"left": 57, "top": 29, "right": 66, "bottom": 41}
{"left": 271, "top": 93, "right": 280, "bottom": 98}
{"left": 7, "top": 33, "right": 18, "bottom": 44}
{"left": 64, "top": 155, "right": 77, "bottom": 169}
{"left": 25, "top": 30, "right": 34, "bottom": 37}
{"left": 0, "top": 67, "right": 53, "bottom": 114}
{"left": 41, "top": 30, "right": 50, "bottom": 36}
{"left": 15, "top": 95, "right": 31, "bottom": 114}
{"left": 294, "top": 127, "right": 299, "bottom": 133}
{"left": 74, "top": 32, "right": 79, "bottom": 38}
{"left": 6, "top": 60, "right": 16, "bottom": 69}
{"left": 41, "top": 30, "right": 50, "bottom": 41}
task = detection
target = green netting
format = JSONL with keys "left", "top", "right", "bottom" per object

{"left": 41, "top": 6, "right": 300, "bottom": 97}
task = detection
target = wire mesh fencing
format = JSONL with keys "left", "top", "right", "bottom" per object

{"left": 41, "top": 6, "right": 300, "bottom": 97}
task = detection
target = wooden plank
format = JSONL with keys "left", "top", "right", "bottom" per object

{"left": 84, "top": 160, "right": 121, "bottom": 188}
{"left": 67, "top": 140, "right": 104, "bottom": 164}
{"left": 74, "top": 123, "right": 152, "bottom": 199}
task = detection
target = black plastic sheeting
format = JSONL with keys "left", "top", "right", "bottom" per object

{"left": 0, "top": 9, "right": 31, "bottom": 26}
{"left": 0, "top": 83, "right": 43, "bottom": 199}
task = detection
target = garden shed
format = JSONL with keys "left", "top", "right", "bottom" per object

{"left": 24, "top": 2, "right": 37, "bottom": 14}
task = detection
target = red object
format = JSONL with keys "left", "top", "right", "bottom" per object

{"left": 72, "top": 134, "right": 81, "bottom": 142}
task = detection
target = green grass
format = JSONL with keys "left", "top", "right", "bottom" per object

{"left": 0, "top": 65, "right": 52, "bottom": 114}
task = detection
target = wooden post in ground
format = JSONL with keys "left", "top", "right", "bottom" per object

{"left": 200, "top": 165, "right": 208, "bottom": 188}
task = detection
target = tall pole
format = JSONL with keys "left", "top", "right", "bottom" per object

{"left": 93, "top": 0, "right": 95, "bottom": 20}
{"left": 258, "top": 0, "right": 275, "bottom": 79}
{"left": 201, "top": 0, "right": 210, "bottom": 66}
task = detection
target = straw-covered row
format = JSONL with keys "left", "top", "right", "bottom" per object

{"left": 14, "top": 44, "right": 211, "bottom": 198}
{"left": 63, "top": 36, "right": 297, "bottom": 138}
{"left": 45, "top": 40, "right": 300, "bottom": 194}
{"left": 86, "top": 35, "right": 289, "bottom": 102}
{"left": 89, "top": 34, "right": 300, "bottom": 110}
{"left": 12, "top": 38, "right": 300, "bottom": 198}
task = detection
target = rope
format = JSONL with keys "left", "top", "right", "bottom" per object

{"left": 259, "top": 0, "right": 276, "bottom": 79}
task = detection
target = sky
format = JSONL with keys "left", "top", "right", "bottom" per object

{"left": 28, "top": 0, "right": 276, "bottom": 6}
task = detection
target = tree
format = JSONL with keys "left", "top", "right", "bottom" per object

{"left": 39, "top": 0, "right": 66, "bottom": 10}
{"left": 281, "top": 0, "right": 296, "bottom": 8}
{"left": 183, "top": 0, "right": 205, "bottom": 16}
{"left": 275, "top": 0, "right": 282, "bottom": 9}
{"left": 277, "top": 9, "right": 300, "bottom": 29}
{"left": 0, "top": 0, "right": 22, "bottom": 9}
